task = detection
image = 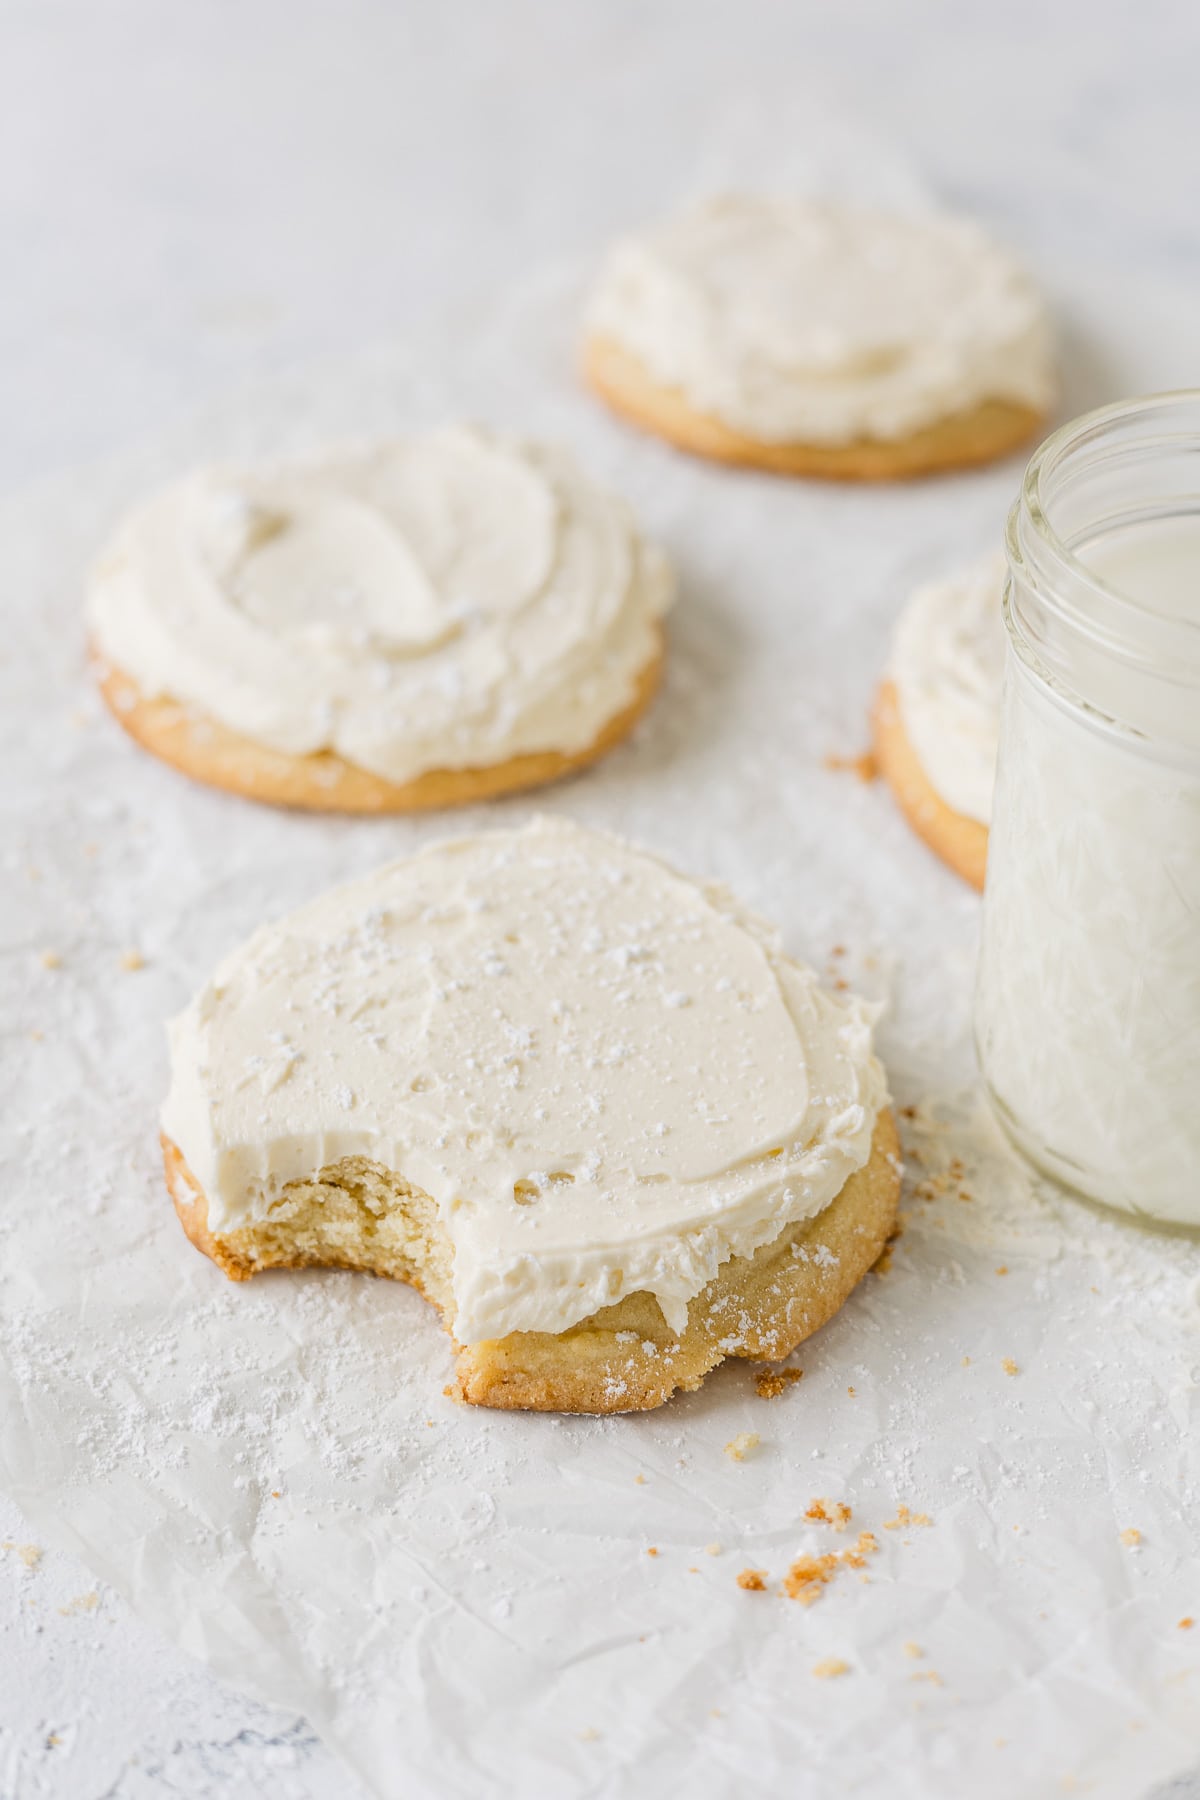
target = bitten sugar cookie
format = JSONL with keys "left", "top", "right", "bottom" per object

{"left": 162, "top": 817, "right": 900, "bottom": 1414}
{"left": 874, "top": 552, "right": 1005, "bottom": 889}
{"left": 88, "top": 429, "right": 672, "bottom": 811}
{"left": 584, "top": 197, "right": 1054, "bottom": 480}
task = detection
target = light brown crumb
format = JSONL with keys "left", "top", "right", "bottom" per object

{"left": 1002, "top": 1358, "right": 1019, "bottom": 1376}
{"left": 1120, "top": 1528, "right": 1141, "bottom": 1548}
{"left": 911, "top": 1669, "right": 943, "bottom": 1685}
{"left": 724, "top": 1432, "right": 760, "bottom": 1462}
{"left": 58, "top": 1591, "right": 99, "bottom": 1616}
{"left": 39, "top": 950, "right": 61, "bottom": 970}
{"left": 737, "top": 1568, "right": 767, "bottom": 1591}
{"left": 1179, "top": 1617, "right": 1194, "bottom": 1630}
{"left": 704, "top": 1542, "right": 722, "bottom": 1557}
{"left": 823, "top": 750, "right": 877, "bottom": 783}
{"left": 755, "top": 1365, "right": 803, "bottom": 1399}
{"left": 578, "top": 1726, "right": 601, "bottom": 1743}
{"left": 119, "top": 949, "right": 145, "bottom": 972}
{"left": 806, "top": 1498, "right": 852, "bottom": 1532}
{"left": 2, "top": 1542, "right": 43, "bottom": 1570}
{"left": 995, "top": 1265, "right": 1008, "bottom": 1276}
{"left": 847, "top": 1385, "right": 856, "bottom": 1397}
{"left": 883, "top": 1504, "right": 933, "bottom": 1531}
{"left": 812, "top": 1656, "right": 851, "bottom": 1679}
{"left": 646, "top": 1546, "right": 659, "bottom": 1557}
{"left": 785, "top": 1531, "right": 879, "bottom": 1603}
{"left": 903, "top": 1641, "right": 923, "bottom": 1659}
{"left": 634, "top": 1474, "right": 646, "bottom": 1485}
{"left": 962, "top": 1356, "right": 971, "bottom": 1367}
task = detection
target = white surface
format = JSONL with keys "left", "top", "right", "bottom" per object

{"left": 2, "top": 3, "right": 1200, "bottom": 1796}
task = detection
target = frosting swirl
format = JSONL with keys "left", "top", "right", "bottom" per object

{"left": 163, "top": 818, "right": 888, "bottom": 1343}
{"left": 586, "top": 196, "right": 1054, "bottom": 444}
{"left": 889, "top": 552, "right": 1006, "bottom": 825}
{"left": 88, "top": 428, "right": 672, "bottom": 783}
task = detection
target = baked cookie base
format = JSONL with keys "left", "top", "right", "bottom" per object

{"left": 873, "top": 679, "right": 988, "bottom": 890}
{"left": 95, "top": 631, "right": 663, "bottom": 813}
{"left": 584, "top": 336, "right": 1044, "bottom": 482}
{"left": 163, "top": 1111, "right": 901, "bottom": 1414}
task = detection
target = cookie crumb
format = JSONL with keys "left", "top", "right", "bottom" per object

{"left": 823, "top": 750, "right": 877, "bottom": 783}
{"left": 883, "top": 1504, "right": 933, "bottom": 1530}
{"left": 755, "top": 1365, "right": 803, "bottom": 1399}
{"left": 578, "top": 1726, "right": 601, "bottom": 1743}
{"left": 1120, "top": 1528, "right": 1141, "bottom": 1548}
{"left": 58, "top": 1591, "right": 99, "bottom": 1616}
{"left": 39, "top": 950, "right": 61, "bottom": 970}
{"left": 812, "top": 1656, "right": 851, "bottom": 1679}
{"left": 646, "top": 1546, "right": 659, "bottom": 1557}
{"left": 737, "top": 1569, "right": 767, "bottom": 1591}
{"left": 1002, "top": 1358, "right": 1019, "bottom": 1376}
{"left": 2, "top": 1542, "right": 43, "bottom": 1570}
{"left": 704, "top": 1542, "right": 721, "bottom": 1557}
{"left": 995, "top": 1265, "right": 1008, "bottom": 1276}
{"left": 806, "top": 1498, "right": 852, "bottom": 1532}
{"left": 119, "top": 948, "right": 145, "bottom": 972}
{"left": 902, "top": 1641, "right": 923, "bottom": 1659}
{"left": 1179, "top": 1617, "right": 1194, "bottom": 1630}
{"left": 724, "top": 1432, "right": 760, "bottom": 1462}
{"left": 634, "top": 1474, "right": 646, "bottom": 1485}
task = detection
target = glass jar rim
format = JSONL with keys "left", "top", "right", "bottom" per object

{"left": 1006, "top": 388, "right": 1200, "bottom": 688}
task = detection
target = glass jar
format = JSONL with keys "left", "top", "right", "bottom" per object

{"left": 975, "top": 392, "right": 1200, "bottom": 1228}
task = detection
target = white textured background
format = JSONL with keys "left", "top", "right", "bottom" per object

{"left": 2, "top": 3, "right": 1199, "bottom": 1796}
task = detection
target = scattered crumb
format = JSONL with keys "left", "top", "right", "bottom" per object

{"left": 578, "top": 1726, "right": 601, "bottom": 1743}
{"left": 58, "top": 1591, "right": 99, "bottom": 1616}
{"left": 724, "top": 1432, "right": 760, "bottom": 1462}
{"left": 271, "top": 1489, "right": 281, "bottom": 1500}
{"left": 823, "top": 750, "right": 877, "bottom": 782}
{"left": 755, "top": 1365, "right": 803, "bottom": 1399}
{"left": 1179, "top": 1618, "right": 1194, "bottom": 1630}
{"left": 634, "top": 1474, "right": 646, "bottom": 1485}
{"left": 784, "top": 1531, "right": 878, "bottom": 1604}
{"left": 812, "top": 1656, "right": 851, "bottom": 1679}
{"left": 831, "top": 945, "right": 845, "bottom": 958}
{"left": 119, "top": 949, "right": 145, "bottom": 972}
{"left": 39, "top": 950, "right": 61, "bottom": 970}
{"left": 995, "top": 1265, "right": 1008, "bottom": 1276}
{"left": 962, "top": 1356, "right": 971, "bottom": 1367}
{"left": 705, "top": 1543, "right": 722, "bottom": 1557}
{"left": 737, "top": 1569, "right": 768, "bottom": 1591}
{"left": 806, "top": 1498, "right": 852, "bottom": 1532}
{"left": 1120, "top": 1528, "right": 1141, "bottom": 1548}
{"left": 847, "top": 1385, "right": 856, "bottom": 1397}
{"left": 911, "top": 1669, "right": 943, "bottom": 1686}
{"left": 884, "top": 1504, "right": 933, "bottom": 1531}
{"left": 903, "top": 1641, "right": 923, "bottom": 1659}
{"left": 1002, "top": 1358, "right": 1019, "bottom": 1376}
{"left": 2, "top": 1542, "right": 43, "bottom": 1570}
{"left": 646, "top": 1546, "right": 659, "bottom": 1557}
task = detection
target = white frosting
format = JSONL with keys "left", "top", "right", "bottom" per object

{"left": 889, "top": 552, "right": 1006, "bottom": 825}
{"left": 87, "top": 428, "right": 673, "bottom": 784}
{"left": 586, "top": 196, "right": 1054, "bottom": 444}
{"left": 163, "top": 817, "right": 888, "bottom": 1343}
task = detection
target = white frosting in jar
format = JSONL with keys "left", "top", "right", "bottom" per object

{"left": 87, "top": 428, "right": 673, "bottom": 784}
{"left": 889, "top": 552, "right": 1006, "bottom": 825}
{"left": 163, "top": 817, "right": 889, "bottom": 1343}
{"left": 586, "top": 196, "right": 1055, "bottom": 444}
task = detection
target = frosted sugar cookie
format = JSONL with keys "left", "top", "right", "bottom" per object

{"left": 584, "top": 197, "right": 1053, "bottom": 479}
{"left": 162, "top": 817, "right": 900, "bottom": 1414}
{"left": 88, "top": 429, "right": 671, "bottom": 810}
{"left": 874, "top": 552, "right": 1005, "bottom": 888}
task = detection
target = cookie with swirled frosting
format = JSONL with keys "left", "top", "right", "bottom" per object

{"left": 584, "top": 197, "right": 1054, "bottom": 480}
{"left": 88, "top": 428, "right": 672, "bottom": 811}
{"left": 874, "top": 552, "right": 1005, "bottom": 888}
{"left": 160, "top": 817, "right": 900, "bottom": 1413}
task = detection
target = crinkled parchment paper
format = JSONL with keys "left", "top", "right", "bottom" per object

{"left": 2, "top": 260, "right": 1199, "bottom": 1800}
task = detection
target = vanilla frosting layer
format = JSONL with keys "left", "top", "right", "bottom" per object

{"left": 890, "top": 552, "right": 1007, "bottom": 825}
{"left": 88, "top": 429, "right": 673, "bottom": 784}
{"left": 586, "top": 196, "right": 1054, "bottom": 444}
{"left": 162, "top": 817, "right": 888, "bottom": 1343}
